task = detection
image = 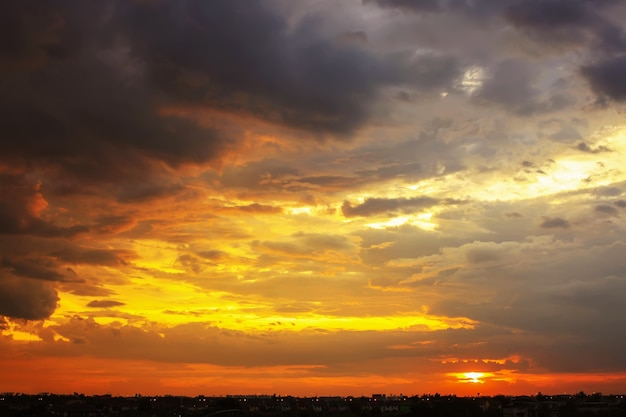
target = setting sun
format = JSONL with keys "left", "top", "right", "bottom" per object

{"left": 462, "top": 373, "right": 485, "bottom": 384}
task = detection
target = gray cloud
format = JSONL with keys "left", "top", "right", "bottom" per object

{"left": 595, "top": 185, "right": 624, "bottom": 197}
{"left": 298, "top": 175, "right": 362, "bottom": 190}
{"left": 475, "top": 59, "right": 575, "bottom": 115}
{"left": 539, "top": 216, "right": 570, "bottom": 229}
{"left": 118, "top": 0, "right": 417, "bottom": 136}
{"left": 465, "top": 244, "right": 507, "bottom": 264}
{"left": 115, "top": 182, "right": 186, "bottom": 204}
{"left": 219, "top": 160, "right": 300, "bottom": 190}
{"left": 0, "top": 1, "right": 234, "bottom": 183}
{"left": 252, "top": 233, "right": 356, "bottom": 258}
{"left": 499, "top": 0, "right": 626, "bottom": 105}
{"left": 503, "top": 0, "right": 626, "bottom": 53}
{"left": 0, "top": 274, "right": 58, "bottom": 320}
{"left": 365, "top": 0, "right": 441, "bottom": 13}
{"left": 576, "top": 142, "right": 612, "bottom": 153}
{"left": 595, "top": 204, "right": 619, "bottom": 216}
{"left": 51, "top": 247, "right": 136, "bottom": 266}
{"left": 235, "top": 204, "right": 283, "bottom": 214}
{"left": 425, "top": 239, "right": 626, "bottom": 372}
{"left": 366, "top": 0, "right": 506, "bottom": 17}
{"left": 86, "top": 300, "right": 126, "bottom": 308}
{"left": 504, "top": 0, "right": 601, "bottom": 31}
{"left": 2, "top": 0, "right": 458, "bottom": 197}
{"left": 94, "top": 215, "right": 137, "bottom": 234}
{"left": 0, "top": 257, "right": 66, "bottom": 282}
{"left": 582, "top": 55, "right": 626, "bottom": 102}
{"left": 0, "top": 173, "right": 88, "bottom": 237}
{"left": 342, "top": 196, "right": 438, "bottom": 217}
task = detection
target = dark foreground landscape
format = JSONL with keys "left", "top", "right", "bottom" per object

{"left": 1, "top": 392, "right": 625, "bottom": 417}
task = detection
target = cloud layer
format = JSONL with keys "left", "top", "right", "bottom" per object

{"left": 2, "top": 0, "right": 626, "bottom": 396}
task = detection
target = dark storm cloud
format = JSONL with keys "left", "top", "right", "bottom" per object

{"left": 0, "top": 257, "right": 65, "bottom": 282}
{"left": 500, "top": 0, "right": 626, "bottom": 104}
{"left": 539, "top": 216, "right": 570, "bottom": 229}
{"left": 120, "top": 0, "right": 404, "bottom": 136}
{"left": 0, "top": 0, "right": 232, "bottom": 184}
{"left": 1, "top": 58, "right": 227, "bottom": 176}
{"left": 0, "top": 207, "right": 88, "bottom": 238}
{"left": 1, "top": 0, "right": 443, "bottom": 194}
{"left": 581, "top": 56, "right": 626, "bottom": 102}
{"left": 366, "top": 0, "right": 506, "bottom": 16}
{"left": 504, "top": 0, "right": 600, "bottom": 31}
{"left": 365, "top": 0, "right": 441, "bottom": 13}
{"left": 86, "top": 300, "right": 126, "bottom": 308}
{"left": 115, "top": 182, "right": 186, "bottom": 204}
{"left": 369, "top": 0, "right": 624, "bottom": 56}
{"left": 370, "top": 0, "right": 626, "bottom": 109}
{"left": 0, "top": 275, "right": 58, "bottom": 320}
{"left": 342, "top": 196, "right": 438, "bottom": 217}
{"left": 51, "top": 247, "right": 136, "bottom": 266}
{"left": 0, "top": 173, "right": 88, "bottom": 237}
{"left": 94, "top": 215, "right": 137, "bottom": 234}
{"left": 504, "top": 0, "right": 626, "bottom": 51}
{"left": 0, "top": 0, "right": 89, "bottom": 66}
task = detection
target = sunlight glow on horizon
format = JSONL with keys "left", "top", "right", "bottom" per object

{"left": 463, "top": 372, "right": 485, "bottom": 384}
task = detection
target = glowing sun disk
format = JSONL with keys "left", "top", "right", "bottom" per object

{"left": 464, "top": 372, "right": 484, "bottom": 383}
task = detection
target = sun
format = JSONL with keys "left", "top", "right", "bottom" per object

{"left": 463, "top": 372, "right": 485, "bottom": 383}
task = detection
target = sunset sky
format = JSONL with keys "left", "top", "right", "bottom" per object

{"left": 2, "top": 0, "right": 626, "bottom": 397}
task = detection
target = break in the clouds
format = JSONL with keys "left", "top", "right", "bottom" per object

{"left": 2, "top": 0, "right": 626, "bottom": 397}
